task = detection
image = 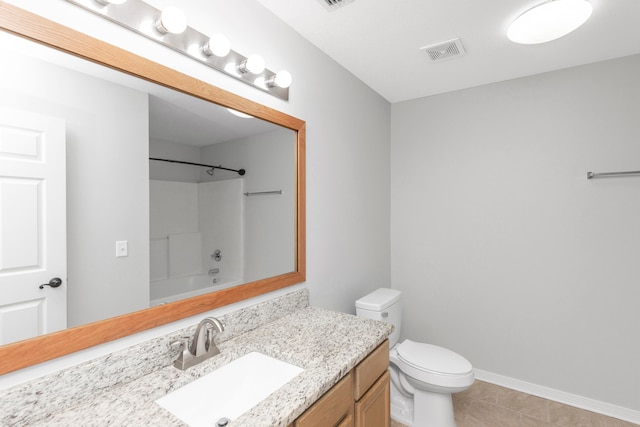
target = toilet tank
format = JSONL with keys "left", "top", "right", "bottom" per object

{"left": 356, "top": 288, "right": 402, "bottom": 347}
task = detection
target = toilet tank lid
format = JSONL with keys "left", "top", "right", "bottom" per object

{"left": 356, "top": 288, "right": 401, "bottom": 311}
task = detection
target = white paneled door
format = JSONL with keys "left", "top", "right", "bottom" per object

{"left": 0, "top": 108, "right": 66, "bottom": 345}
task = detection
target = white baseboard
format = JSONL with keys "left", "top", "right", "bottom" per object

{"left": 474, "top": 369, "right": 640, "bottom": 425}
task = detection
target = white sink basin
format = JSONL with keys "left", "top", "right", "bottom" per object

{"left": 156, "top": 352, "right": 304, "bottom": 427}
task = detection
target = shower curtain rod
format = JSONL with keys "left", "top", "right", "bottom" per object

{"left": 149, "top": 157, "right": 246, "bottom": 176}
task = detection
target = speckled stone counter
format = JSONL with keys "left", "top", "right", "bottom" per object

{"left": 1, "top": 290, "right": 392, "bottom": 427}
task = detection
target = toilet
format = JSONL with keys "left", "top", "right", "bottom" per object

{"left": 356, "top": 288, "right": 474, "bottom": 427}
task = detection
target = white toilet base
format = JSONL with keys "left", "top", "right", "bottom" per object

{"left": 414, "top": 388, "right": 457, "bottom": 427}
{"left": 390, "top": 377, "right": 414, "bottom": 426}
{"left": 390, "top": 370, "right": 458, "bottom": 427}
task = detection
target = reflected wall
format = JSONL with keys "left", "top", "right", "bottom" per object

{"left": 0, "top": 46, "right": 151, "bottom": 328}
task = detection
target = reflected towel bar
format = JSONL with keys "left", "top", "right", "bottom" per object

{"left": 244, "top": 190, "right": 282, "bottom": 196}
{"left": 586, "top": 170, "right": 640, "bottom": 180}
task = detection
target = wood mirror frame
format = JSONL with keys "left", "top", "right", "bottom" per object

{"left": 0, "top": 3, "right": 306, "bottom": 375}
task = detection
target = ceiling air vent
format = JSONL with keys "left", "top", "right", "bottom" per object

{"left": 420, "top": 38, "right": 466, "bottom": 62}
{"left": 317, "top": 0, "right": 355, "bottom": 11}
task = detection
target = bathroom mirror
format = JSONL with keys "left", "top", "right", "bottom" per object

{"left": 0, "top": 3, "right": 305, "bottom": 374}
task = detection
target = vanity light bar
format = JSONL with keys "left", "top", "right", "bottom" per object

{"left": 65, "top": 0, "right": 290, "bottom": 100}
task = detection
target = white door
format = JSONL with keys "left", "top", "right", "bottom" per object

{"left": 0, "top": 107, "right": 66, "bottom": 345}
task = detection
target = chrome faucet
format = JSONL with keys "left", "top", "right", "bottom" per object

{"left": 172, "top": 317, "right": 225, "bottom": 370}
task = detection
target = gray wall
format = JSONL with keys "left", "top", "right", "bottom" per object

{"left": 10, "top": 0, "right": 390, "bottom": 320}
{"left": 391, "top": 54, "right": 640, "bottom": 411}
{"left": 201, "top": 128, "right": 296, "bottom": 282}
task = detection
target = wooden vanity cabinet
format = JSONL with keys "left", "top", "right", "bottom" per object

{"left": 294, "top": 372, "right": 354, "bottom": 427}
{"left": 353, "top": 340, "right": 390, "bottom": 427}
{"left": 355, "top": 370, "right": 390, "bottom": 427}
{"left": 292, "top": 340, "right": 390, "bottom": 427}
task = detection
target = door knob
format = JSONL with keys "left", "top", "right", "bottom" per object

{"left": 39, "top": 277, "right": 62, "bottom": 289}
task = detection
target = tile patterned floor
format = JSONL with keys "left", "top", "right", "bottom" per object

{"left": 390, "top": 380, "right": 639, "bottom": 427}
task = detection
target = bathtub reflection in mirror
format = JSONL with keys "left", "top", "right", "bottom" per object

{"left": 147, "top": 94, "right": 295, "bottom": 310}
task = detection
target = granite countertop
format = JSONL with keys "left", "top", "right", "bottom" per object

{"left": 29, "top": 306, "right": 392, "bottom": 427}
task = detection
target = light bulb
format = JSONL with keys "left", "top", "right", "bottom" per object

{"left": 507, "top": 0, "right": 592, "bottom": 44}
{"left": 203, "top": 34, "right": 230, "bottom": 57}
{"left": 273, "top": 70, "right": 292, "bottom": 88}
{"left": 265, "top": 70, "right": 292, "bottom": 88}
{"left": 156, "top": 6, "right": 188, "bottom": 35}
{"left": 239, "top": 54, "right": 265, "bottom": 74}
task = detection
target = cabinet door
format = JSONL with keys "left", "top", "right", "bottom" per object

{"left": 354, "top": 341, "right": 389, "bottom": 400}
{"left": 355, "top": 371, "right": 390, "bottom": 427}
{"left": 337, "top": 405, "right": 355, "bottom": 427}
{"left": 295, "top": 372, "right": 354, "bottom": 427}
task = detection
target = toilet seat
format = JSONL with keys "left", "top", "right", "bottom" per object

{"left": 394, "top": 339, "right": 474, "bottom": 389}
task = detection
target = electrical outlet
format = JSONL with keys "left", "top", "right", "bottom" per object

{"left": 116, "top": 240, "right": 128, "bottom": 257}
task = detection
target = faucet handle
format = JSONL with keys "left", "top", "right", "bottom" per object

{"left": 190, "top": 317, "right": 225, "bottom": 356}
{"left": 169, "top": 336, "right": 190, "bottom": 352}
{"left": 171, "top": 336, "right": 195, "bottom": 370}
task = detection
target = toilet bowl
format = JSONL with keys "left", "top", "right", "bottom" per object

{"left": 356, "top": 288, "right": 474, "bottom": 427}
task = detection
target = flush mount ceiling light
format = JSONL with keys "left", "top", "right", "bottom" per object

{"left": 70, "top": 0, "right": 292, "bottom": 100}
{"left": 226, "top": 108, "right": 254, "bottom": 118}
{"left": 507, "top": 0, "right": 593, "bottom": 44}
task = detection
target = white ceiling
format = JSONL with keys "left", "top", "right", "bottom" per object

{"left": 255, "top": 0, "right": 640, "bottom": 103}
{"left": 148, "top": 93, "right": 281, "bottom": 147}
